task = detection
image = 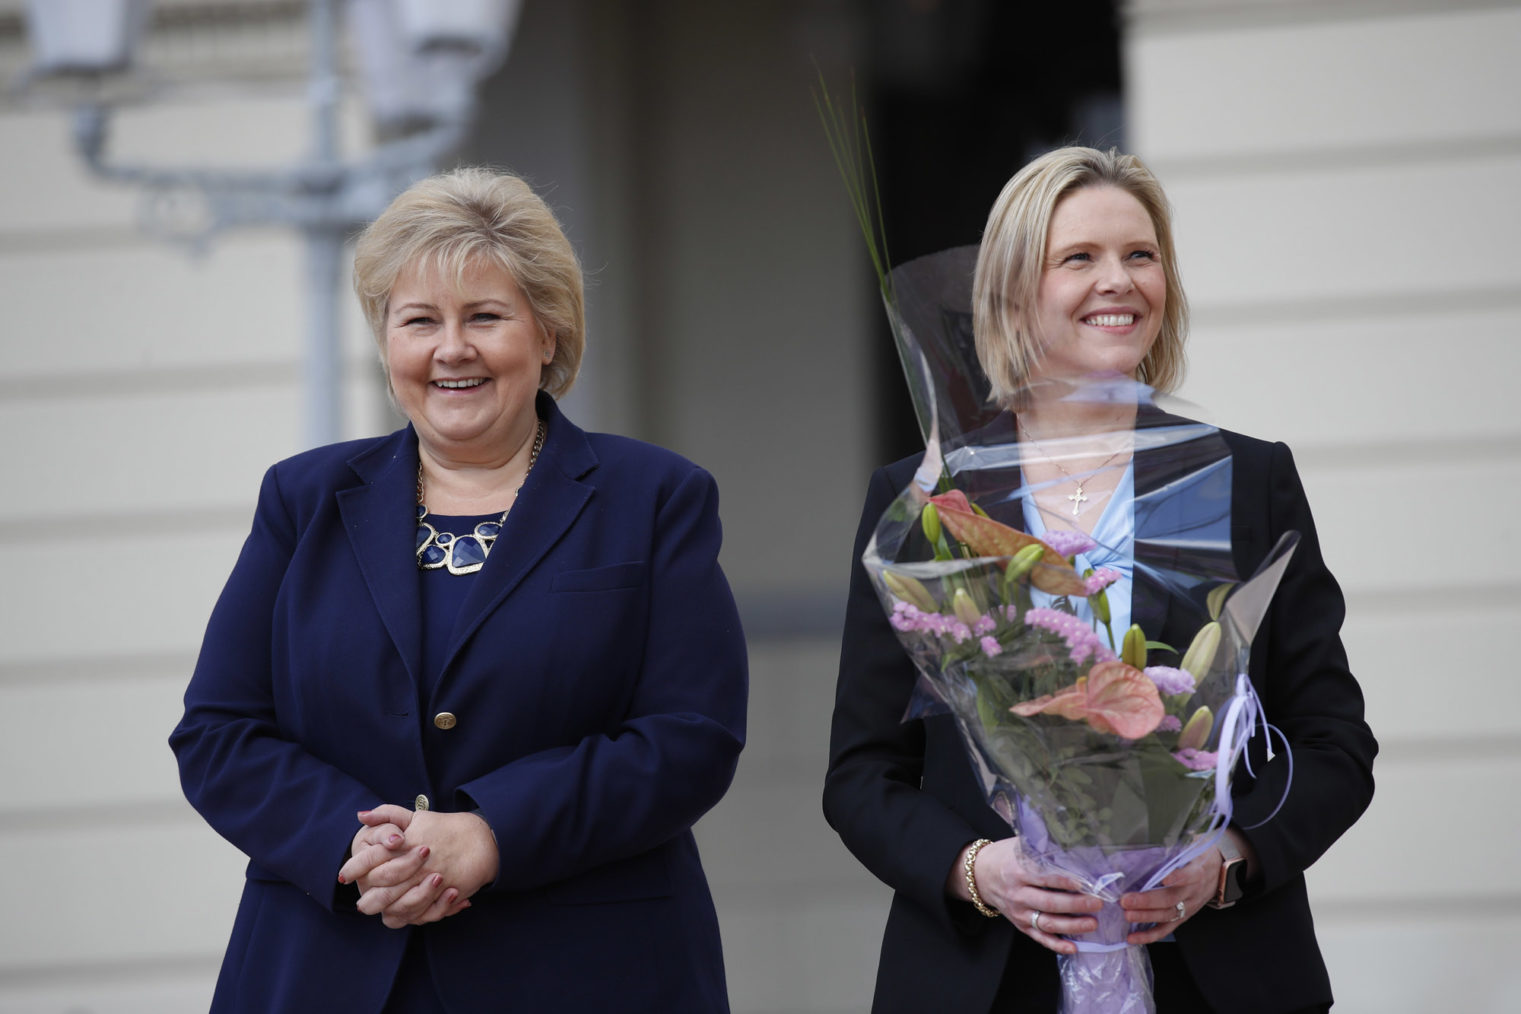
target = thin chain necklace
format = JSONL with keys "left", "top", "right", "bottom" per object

{"left": 415, "top": 418, "right": 545, "bottom": 575}
{"left": 1019, "top": 422, "right": 1131, "bottom": 517}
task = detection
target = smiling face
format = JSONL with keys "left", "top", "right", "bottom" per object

{"left": 385, "top": 256, "right": 554, "bottom": 463}
{"left": 1029, "top": 185, "right": 1166, "bottom": 382}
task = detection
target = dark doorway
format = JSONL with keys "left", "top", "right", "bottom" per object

{"left": 865, "top": 0, "right": 1125, "bottom": 464}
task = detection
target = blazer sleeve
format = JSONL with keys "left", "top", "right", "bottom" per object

{"left": 458, "top": 465, "right": 748, "bottom": 892}
{"left": 1230, "top": 441, "right": 1377, "bottom": 895}
{"left": 823, "top": 465, "right": 995, "bottom": 936}
{"left": 169, "top": 465, "right": 382, "bottom": 910}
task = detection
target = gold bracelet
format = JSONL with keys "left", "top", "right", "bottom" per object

{"left": 963, "top": 838, "right": 999, "bottom": 918}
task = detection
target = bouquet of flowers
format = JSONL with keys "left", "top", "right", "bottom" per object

{"left": 815, "top": 78, "right": 1295, "bottom": 1013}
{"left": 863, "top": 294, "right": 1297, "bottom": 1014}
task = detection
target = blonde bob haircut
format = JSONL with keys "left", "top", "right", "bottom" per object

{"left": 972, "top": 146, "right": 1187, "bottom": 403}
{"left": 353, "top": 167, "right": 585, "bottom": 399}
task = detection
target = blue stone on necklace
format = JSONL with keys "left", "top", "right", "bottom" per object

{"left": 450, "top": 535, "right": 487, "bottom": 571}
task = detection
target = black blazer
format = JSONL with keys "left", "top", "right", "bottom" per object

{"left": 823, "top": 424, "right": 1376, "bottom": 1014}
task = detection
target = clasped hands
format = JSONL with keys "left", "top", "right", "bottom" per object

{"left": 338, "top": 804, "right": 499, "bottom": 929}
{"left": 953, "top": 836, "right": 1225, "bottom": 955}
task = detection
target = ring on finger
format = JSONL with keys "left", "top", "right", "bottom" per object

{"left": 1174, "top": 901, "right": 1186, "bottom": 921}
{"left": 1031, "top": 911, "right": 1043, "bottom": 933}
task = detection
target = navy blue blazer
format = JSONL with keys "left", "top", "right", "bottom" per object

{"left": 171, "top": 394, "right": 747, "bottom": 1013}
{"left": 824, "top": 424, "right": 1376, "bottom": 1014}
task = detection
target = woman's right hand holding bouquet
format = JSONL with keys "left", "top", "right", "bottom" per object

{"left": 948, "top": 837, "right": 1101, "bottom": 955}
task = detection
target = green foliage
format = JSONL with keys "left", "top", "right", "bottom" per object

{"left": 811, "top": 68, "right": 893, "bottom": 304}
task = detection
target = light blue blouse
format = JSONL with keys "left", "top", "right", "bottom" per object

{"left": 1021, "top": 460, "right": 1136, "bottom": 653}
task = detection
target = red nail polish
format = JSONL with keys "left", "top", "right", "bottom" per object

{"left": 432, "top": 874, "right": 443, "bottom": 887}
{"left": 419, "top": 846, "right": 430, "bottom": 858}
{"left": 337, "top": 874, "right": 346, "bottom": 884}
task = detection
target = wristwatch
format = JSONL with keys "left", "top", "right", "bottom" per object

{"left": 1207, "top": 836, "right": 1248, "bottom": 909}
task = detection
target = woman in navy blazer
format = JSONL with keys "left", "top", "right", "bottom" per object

{"left": 823, "top": 148, "right": 1376, "bottom": 1012}
{"left": 171, "top": 168, "right": 747, "bottom": 1012}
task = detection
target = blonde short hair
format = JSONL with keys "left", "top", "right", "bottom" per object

{"left": 353, "top": 167, "right": 585, "bottom": 398}
{"left": 971, "top": 147, "right": 1188, "bottom": 402}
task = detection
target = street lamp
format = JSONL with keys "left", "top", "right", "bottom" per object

{"left": 20, "top": 0, "right": 522, "bottom": 447}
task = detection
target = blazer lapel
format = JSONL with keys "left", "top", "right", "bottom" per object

{"left": 338, "top": 427, "right": 426, "bottom": 686}
{"left": 1131, "top": 405, "right": 1237, "bottom": 657}
{"left": 442, "top": 395, "right": 598, "bottom": 674}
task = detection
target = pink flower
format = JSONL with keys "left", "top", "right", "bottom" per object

{"left": 1144, "top": 666, "right": 1196, "bottom": 696}
{"left": 1024, "top": 607, "right": 1116, "bottom": 665}
{"left": 1082, "top": 567, "right": 1121, "bottom": 595}
{"left": 890, "top": 602, "right": 964, "bottom": 640}
{"left": 980, "top": 636, "right": 1003, "bottom": 657}
{"left": 1173, "top": 748, "right": 1218, "bottom": 771}
{"left": 1042, "top": 529, "right": 1097, "bottom": 558}
{"left": 973, "top": 615, "right": 996, "bottom": 636}
{"left": 1157, "top": 715, "right": 1182, "bottom": 733}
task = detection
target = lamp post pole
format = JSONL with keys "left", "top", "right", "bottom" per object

{"left": 27, "top": 0, "right": 516, "bottom": 448}
{"left": 305, "top": 0, "right": 346, "bottom": 446}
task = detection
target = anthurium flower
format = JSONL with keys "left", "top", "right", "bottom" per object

{"left": 927, "top": 490, "right": 1086, "bottom": 595}
{"left": 1009, "top": 660, "right": 1165, "bottom": 739}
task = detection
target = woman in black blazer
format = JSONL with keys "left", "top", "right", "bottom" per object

{"left": 823, "top": 147, "right": 1376, "bottom": 1013}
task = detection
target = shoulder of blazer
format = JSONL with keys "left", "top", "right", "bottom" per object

{"left": 874, "top": 453, "right": 926, "bottom": 495}
{"left": 576, "top": 428, "right": 716, "bottom": 503}
{"left": 260, "top": 428, "right": 410, "bottom": 517}
{"left": 1216, "top": 426, "right": 1280, "bottom": 465}
{"left": 1216, "top": 427, "right": 1294, "bottom": 507}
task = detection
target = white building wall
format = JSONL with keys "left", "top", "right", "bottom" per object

{"left": 1129, "top": 0, "right": 1521, "bottom": 1010}
{"left": 0, "top": 5, "right": 390, "bottom": 1010}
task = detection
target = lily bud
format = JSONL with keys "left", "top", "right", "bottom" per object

{"left": 970, "top": 501, "right": 991, "bottom": 519}
{"left": 921, "top": 503, "right": 942, "bottom": 546}
{"left": 1178, "top": 706, "right": 1214, "bottom": 751}
{"left": 1121, "top": 624, "right": 1147, "bottom": 669}
{"left": 1206, "top": 582, "right": 1235, "bottom": 621}
{"left": 883, "top": 570, "right": 937, "bottom": 613}
{"left": 951, "top": 588, "right": 981, "bottom": 628}
{"left": 1180, "top": 621, "right": 1222, "bottom": 682}
{"left": 1089, "top": 585, "right": 1111, "bottom": 626}
{"left": 1003, "top": 543, "right": 1045, "bottom": 585}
